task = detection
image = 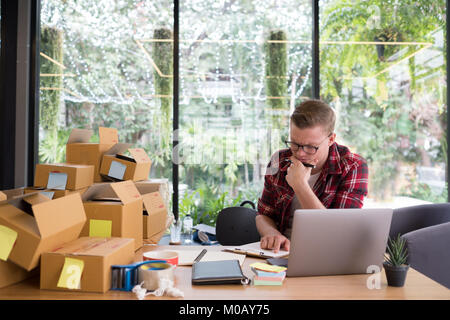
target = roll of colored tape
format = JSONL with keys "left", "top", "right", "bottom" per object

{"left": 138, "top": 262, "right": 175, "bottom": 291}
{"left": 143, "top": 250, "right": 179, "bottom": 266}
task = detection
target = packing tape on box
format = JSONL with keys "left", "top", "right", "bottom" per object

{"left": 138, "top": 262, "right": 175, "bottom": 291}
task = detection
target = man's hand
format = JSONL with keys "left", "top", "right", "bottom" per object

{"left": 285, "top": 156, "right": 318, "bottom": 191}
{"left": 260, "top": 234, "right": 290, "bottom": 253}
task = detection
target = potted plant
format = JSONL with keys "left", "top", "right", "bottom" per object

{"left": 383, "top": 234, "right": 409, "bottom": 287}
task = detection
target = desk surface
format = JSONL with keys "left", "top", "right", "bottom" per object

{"left": 0, "top": 243, "right": 449, "bottom": 300}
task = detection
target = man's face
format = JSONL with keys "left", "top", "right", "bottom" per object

{"left": 289, "top": 122, "right": 336, "bottom": 170}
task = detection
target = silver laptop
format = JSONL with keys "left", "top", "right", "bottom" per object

{"left": 286, "top": 208, "right": 393, "bottom": 277}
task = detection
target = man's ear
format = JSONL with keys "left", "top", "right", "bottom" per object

{"left": 328, "top": 133, "right": 336, "bottom": 146}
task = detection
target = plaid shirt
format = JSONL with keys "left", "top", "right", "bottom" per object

{"left": 257, "top": 142, "right": 369, "bottom": 234}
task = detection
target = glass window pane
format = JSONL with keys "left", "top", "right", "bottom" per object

{"left": 179, "top": 1, "right": 312, "bottom": 225}
{"left": 320, "top": 0, "right": 447, "bottom": 206}
{"left": 39, "top": 1, "right": 173, "bottom": 195}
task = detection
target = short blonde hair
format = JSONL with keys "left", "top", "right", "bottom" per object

{"left": 290, "top": 99, "right": 335, "bottom": 134}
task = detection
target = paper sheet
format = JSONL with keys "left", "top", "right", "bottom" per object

{"left": 108, "top": 161, "right": 126, "bottom": 180}
{"left": 0, "top": 225, "right": 18, "bottom": 261}
{"left": 228, "top": 241, "right": 289, "bottom": 258}
{"left": 193, "top": 223, "right": 216, "bottom": 235}
{"left": 47, "top": 172, "right": 68, "bottom": 190}
{"left": 172, "top": 249, "right": 245, "bottom": 266}
{"left": 57, "top": 257, "right": 84, "bottom": 289}
{"left": 89, "top": 219, "right": 112, "bottom": 237}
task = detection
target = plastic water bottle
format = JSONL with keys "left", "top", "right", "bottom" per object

{"left": 183, "top": 214, "right": 193, "bottom": 244}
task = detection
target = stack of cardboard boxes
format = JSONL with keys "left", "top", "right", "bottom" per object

{"left": 0, "top": 127, "right": 172, "bottom": 293}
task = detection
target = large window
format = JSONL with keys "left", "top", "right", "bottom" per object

{"left": 39, "top": 0, "right": 173, "bottom": 179}
{"left": 320, "top": 0, "right": 447, "bottom": 207}
{"left": 38, "top": 1, "right": 447, "bottom": 225}
{"left": 178, "top": 1, "right": 312, "bottom": 224}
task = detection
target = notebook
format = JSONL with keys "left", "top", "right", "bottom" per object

{"left": 191, "top": 260, "right": 248, "bottom": 285}
{"left": 224, "top": 241, "right": 289, "bottom": 259}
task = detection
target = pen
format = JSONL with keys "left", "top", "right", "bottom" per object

{"left": 193, "top": 249, "right": 207, "bottom": 263}
{"left": 282, "top": 158, "right": 315, "bottom": 168}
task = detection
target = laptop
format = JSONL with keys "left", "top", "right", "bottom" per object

{"left": 286, "top": 208, "right": 393, "bottom": 277}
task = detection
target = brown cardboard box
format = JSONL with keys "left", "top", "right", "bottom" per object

{"left": 0, "top": 193, "right": 87, "bottom": 271}
{"left": 134, "top": 179, "right": 172, "bottom": 242}
{"left": 0, "top": 188, "right": 26, "bottom": 199}
{"left": 66, "top": 127, "right": 118, "bottom": 182}
{"left": 34, "top": 163, "right": 94, "bottom": 191}
{"left": 99, "top": 146, "right": 151, "bottom": 182}
{"left": 0, "top": 259, "right": 38, "bottom": 288}
{"left": 142, "top": 192, "right": 170, "bottom": 242}
{"left": 40, "top": 237, "right": 135, "bottom": 293}
{"left": 24, "top": 186, "right": 88, "bottom": 200}
{"left": 134, "top": 179, "right": 170, "bottom": 210}
{"left": 145, "top": 213, "right": 173, "bottom": 244}
{"left": 81, "top": 181, "right": 143, "bottom": 250}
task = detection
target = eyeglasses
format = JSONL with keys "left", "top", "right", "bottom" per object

{"left": 284, "top": 133, "right": 332, "bottom": 155}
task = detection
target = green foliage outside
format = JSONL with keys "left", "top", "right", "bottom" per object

{"left": 320, "top": 0, "right": 446, "bottom": 201}
{"left": 178, "top": 180, "right": 261, "bottom": 225}
{"left": 39, "top": 128, "right": 71, "bottom": 163}
{"left": 153, "top": 28, "right": 173, "bottom": 157}
{"left": 265, "top": 30, "right": 288, "bottom": 109}
{"left": 40, "top": 26, "right": 63, "bottom": 132}
{"left": 265, "top": 30, "right": 288, "bottom": 129}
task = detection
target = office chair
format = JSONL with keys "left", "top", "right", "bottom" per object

{"left": 215, "top": 200, "right": 261, "bottom": 246}
{"left": 390, "top": 203, "right": 450, "bottom": 289}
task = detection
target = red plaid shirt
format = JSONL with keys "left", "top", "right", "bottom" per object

{"left": 257, "top": 142, "right": 368, "bottom": 234}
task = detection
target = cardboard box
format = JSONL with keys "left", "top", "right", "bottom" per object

{"left": 134, "top": 179, "right": 170, "bottom": 210}
{"left": 81, "top": 181, "right": 143, "bottom": 250}
{"left": 66, "top": 127, "right": 118, "bottom": 182}
{"left": 135, "top": 179, "right": 172, "bottom": 242}
{"left": 99, "top": 146, "right": 151, "bottom": 182}
{"left": 0, "top": 188, "right": 26, "bottom": 199}
{"left": 0, "top": 193, "right": 87, "bottom": 271}
{"left": 40, "top": 237, "right": 135, "bottom": 293}
{"left": 142, "top": 192, "right": 171, "bottom": 242}
{"left": 34, "top": 163, "right": 94, "bottom": 191}
{"left": 145, "top": 213, "right": 173, "bottom": 244}
{"left": 24, "top": 187, "right": 88, "bottom": 200}
{"left": 0, "top": 259, "right": 38, "bottom": 288}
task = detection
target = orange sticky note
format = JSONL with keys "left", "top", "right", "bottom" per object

{"left": 89, "top": 219, "right": 112, "bottom": 237}
{"left": 0, "top": 225, "right": 18, "bottom": 261}
{"left": 57, "top": 257, "right": 84, "bottom": 289}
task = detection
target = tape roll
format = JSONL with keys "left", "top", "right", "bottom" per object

{"left": 138, "top": 262, "right": 175, "bottom": 291}
{"left": 143, "top": 250, "right": 179, "bottom": 266}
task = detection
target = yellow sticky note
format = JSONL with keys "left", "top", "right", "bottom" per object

{"left": 250, "top": 262, "right": 287, "bottom": 273}
{"left": 0, "top": 225, "right": 18, "bottom": 261}
{"left": 89, "top": 219, "right": 112, "bottom": 237}
{"left": 57, "top": 257, "right": 84, "bottom": 289}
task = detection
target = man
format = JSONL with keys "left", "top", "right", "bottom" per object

{"left": 256, "top": 99, "right": 368, "bottom": 252}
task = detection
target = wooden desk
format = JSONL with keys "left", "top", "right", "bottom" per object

{"left": 0, "top": 244, "right": 449, "bottom": 300}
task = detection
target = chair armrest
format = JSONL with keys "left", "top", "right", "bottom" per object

{"left": 401, "top": 222, "right": 450, "bottom": 289}
{"left": 390, "top": 203, "right": 450, "bottom": 239}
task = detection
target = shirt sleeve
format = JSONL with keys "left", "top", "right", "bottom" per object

{"left": 257, "top": 154, "right": 279, "bottom": 218}
{"left": 331, "top": 160, "right": 369, "bottom": 208}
